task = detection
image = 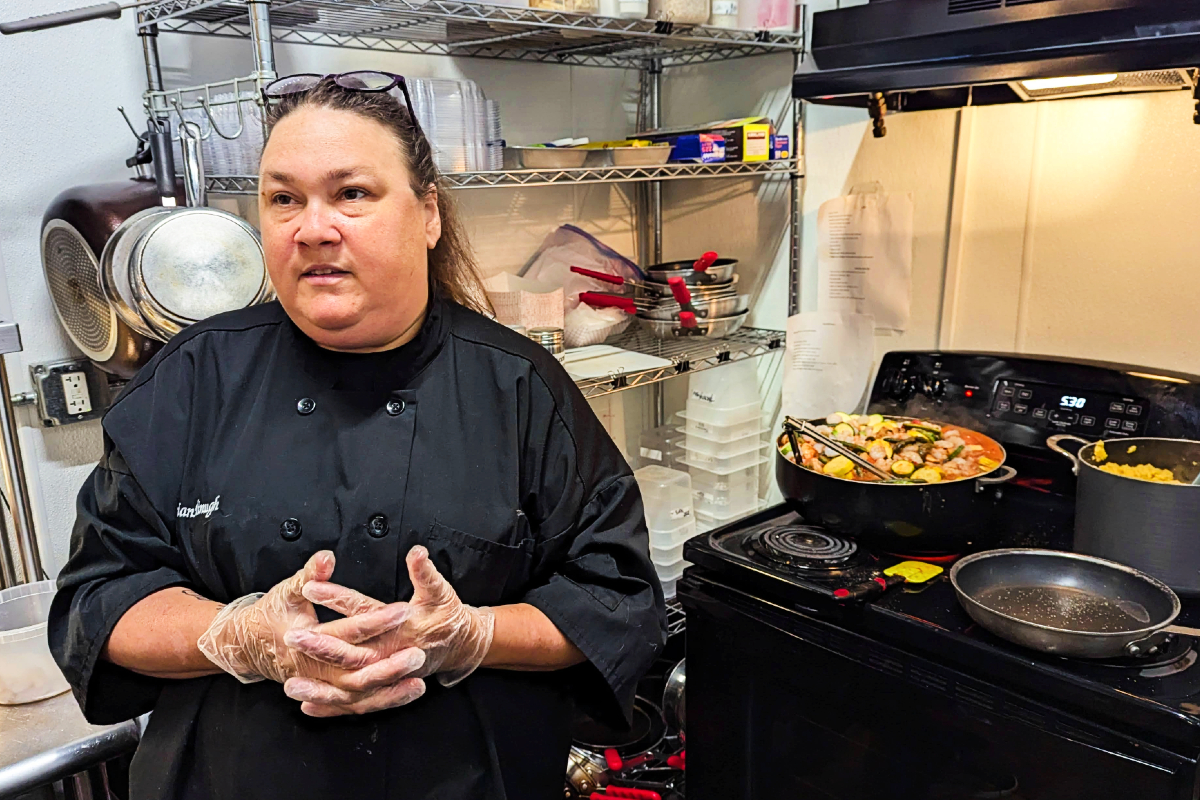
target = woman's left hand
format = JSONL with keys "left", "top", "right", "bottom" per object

{"left": 282, "top": 545, "right": 495, "bottom": 717}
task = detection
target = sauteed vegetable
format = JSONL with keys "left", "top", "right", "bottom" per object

{"left": 780, "top": 413, "right": 1002, "bottom": 483}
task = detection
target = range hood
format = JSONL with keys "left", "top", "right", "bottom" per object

{"left": 794, "top": 0, "right": 1200, "bottom": 116}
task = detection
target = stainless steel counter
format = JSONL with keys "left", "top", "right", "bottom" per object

{"left": 0, "top": 691, "right": 139, "bottom": 798}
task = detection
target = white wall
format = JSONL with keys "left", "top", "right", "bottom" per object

{"left": 798, "top": 82, "right": 1200, "bottom": 378}
{"left": 0, "top": 9, "right": 796, "bottom": 574}
{"left": 0, "top": 1, "right": 155, "bottom": 576}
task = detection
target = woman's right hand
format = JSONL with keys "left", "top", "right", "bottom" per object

{"left": 197, "top": 551, "right": 427, "bottom": 706}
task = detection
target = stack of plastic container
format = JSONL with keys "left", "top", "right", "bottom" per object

{"left": 406, "top": 78, "right": 499, "bottom": 173}
{"left": 633, "top": 465, "right": 697, "bottom": 599}
{"left": 673, "top": 360, "right": 767, "bottom": 529}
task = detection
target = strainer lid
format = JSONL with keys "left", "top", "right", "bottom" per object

{"left": 133, "top": 209, "right": 267, "bottom": 326}
{"left": 41, "top": 220, "right": 117, "bottom": 362}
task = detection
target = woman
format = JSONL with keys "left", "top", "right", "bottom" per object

{"left": 49, "top": 72, "right": 666, "bottom": 800}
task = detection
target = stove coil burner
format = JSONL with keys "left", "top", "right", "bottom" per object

{"left": 751, "top": 526, "right": 859, "bottom": 571}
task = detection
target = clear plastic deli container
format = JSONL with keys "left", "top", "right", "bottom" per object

{"left": 0, "top": 581, "right": 71, "bottom": 705}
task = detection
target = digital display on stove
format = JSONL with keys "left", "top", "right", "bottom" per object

{"left": 992, "top": 380, "right": 1147, "bottom": 436}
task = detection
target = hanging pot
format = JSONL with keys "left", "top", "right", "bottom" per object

{"left": 40, "top": 178, "right": 176, "bottom": 378}
{"left": 101, "top": 121, "right": 272, "bottom": 341}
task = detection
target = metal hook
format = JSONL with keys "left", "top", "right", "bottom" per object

{"left": 199, "top": 77, "right": 246, "bottom": 140}
{"left": 168, "top": 96, "right": 213, "bottom": 141}
{"left": 116, "top": 105, "right": 141, "bottom": 140}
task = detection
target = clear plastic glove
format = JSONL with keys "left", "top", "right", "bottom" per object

{"left": 197, "top": 550, "right": 427, "bottom": 713}
{"left": 286, "top": 545, "right": 495, "bottom": 700}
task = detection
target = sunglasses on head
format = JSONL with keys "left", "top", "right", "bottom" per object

{"left": 262, "top": 71, "right": 420, "bottom": 129}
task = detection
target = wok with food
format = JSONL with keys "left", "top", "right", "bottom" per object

{"left": 781, "top": 412, "right": 1005, "bottom": 484}
{"left": 776, "top": 413, "right": 1017, "bottom": 554}
{"left": 1048, "top": 434, "right": 1200, "bottom": 595}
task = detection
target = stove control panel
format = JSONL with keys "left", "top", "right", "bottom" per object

{"left": 868, "top": 351, "right": 1200, "bottom": 457}
{"left": 990, "top": 379, "right": 1147, "bottom": 437}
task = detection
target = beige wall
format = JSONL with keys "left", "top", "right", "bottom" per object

{"left": 801, "top": 89, "right": 1200, "bottom": 378}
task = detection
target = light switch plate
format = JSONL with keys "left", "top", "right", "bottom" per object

{"left": 30, "top": 359, "right": 112, "bottom": 426}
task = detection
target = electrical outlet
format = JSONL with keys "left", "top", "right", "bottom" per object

{"left": 30, "top": 359, "right": 112, "bottom": 426}
{"left": 61, "top": 372, "right": 92, "bottom": 415}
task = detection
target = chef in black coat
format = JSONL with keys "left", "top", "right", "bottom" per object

{"left": 49, "top": 72, "right": 667, "bottom": 800}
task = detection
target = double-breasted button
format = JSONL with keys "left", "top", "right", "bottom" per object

{"left": 280, "top": 518, "right": 302, "bottom": 541}
{"left": 385, "top": 399, "right": 406, "bottom": 416}
{"left": 367, "top": 513, "right": 390, "bottom": 538}
{"left": 296, "top": 397, "right": 316, "bottom": 416}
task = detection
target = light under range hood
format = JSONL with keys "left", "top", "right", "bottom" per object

{"left": 794, "top": 0, "right": 1200, "bottom": 116}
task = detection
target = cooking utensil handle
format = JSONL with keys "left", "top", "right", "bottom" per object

{"left": 678, "top": 311, "right": 698, "bottom": 329}
{"left": 604, "top": 748, "right": 623, "bottom": 771}
{"left": 147, "top": 120, "right": 177, "bottom": 206}
{"left": 693, "top": 251, "right": 718, "bottom": 272}
{"left": 571, "top": 266, "right": 625, "bottom": 285}
{"left": 180, "top": 122, "right": 206, "bottom": 208}
{"left": 1163, "top": 625, "right": 1200, "bottom": 637}
{"left": 605, "top": 788, "right": 663, "bottom": 800}
{"left": 1047, "top": 434, "right": 1090, "bottom": 476}
{"left": 975, "top": 465, "right": 1017, "bottom": 486}
{"left": 580, "top": 292, "right": 635, "bottom": 314}
{"left": 667, "top": 276, "right": 693, "bottom": 306}
{"left": 0, "top": 2, "right": 120, "bottom": 34}
{"left": 834, "top": 574, "right": 904, "bottom": 601}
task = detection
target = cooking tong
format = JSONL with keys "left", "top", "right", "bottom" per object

{"left": 783, "top": 417, "right": 894, "bottom": 482}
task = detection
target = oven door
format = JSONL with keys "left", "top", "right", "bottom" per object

{"left": 680, "top": 572, "right": 1199, "bottom": 800}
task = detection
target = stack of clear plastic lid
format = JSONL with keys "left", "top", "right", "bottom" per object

{"left": 633, "top": 465, "right": 697, "bottom": 599}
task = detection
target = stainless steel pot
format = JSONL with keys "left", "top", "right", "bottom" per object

{"left": 662, "top": 658, "right": 685, "bottom": 733}
{"left": 565, "top": 746, "right": 609, "bottom": 795}
{"left": 951, "top": 548, "right": 1200, "bottom": 659}
{"left": 639, "top": 310, "right": 748, "bottom": 340}
{"left": 1048, "top": 435, "right": 1200, "bottom": 595}
{"left": 100, "top": 123, "right": 271, "bottom": 342}
{"left": 640, "top": 294, "right": 749, "bottom": 321}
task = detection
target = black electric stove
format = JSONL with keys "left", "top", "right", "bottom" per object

{"left": 680, "top": 352, "right": 1200, "bottom": 800}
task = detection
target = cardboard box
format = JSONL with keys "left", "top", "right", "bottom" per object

{"left": 771, "top": 134, "right": 790, "bottom": 160}
{"left": 636, "top": 117, "right": 774, "bottom": 163}
{"left": 667, "top": 134, "right": 726, "bottom": 163}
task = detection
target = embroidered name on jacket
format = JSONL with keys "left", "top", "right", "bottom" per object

{"left": 178, "top": 496, "right": 221, "bottom": 519}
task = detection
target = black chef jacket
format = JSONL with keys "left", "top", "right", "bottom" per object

{"left": 49, "top": 294, "right": 667, "bottom": 800}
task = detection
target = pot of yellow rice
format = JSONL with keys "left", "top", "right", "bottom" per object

{"left": 1047, "top": 435, "right": 1200, "bottom": 595}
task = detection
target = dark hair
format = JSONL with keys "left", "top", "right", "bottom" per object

{"left": 264, "top": 78, "right": 491, "bottom": 315}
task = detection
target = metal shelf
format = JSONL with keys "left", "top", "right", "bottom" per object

{"left": 205, "top": 159, "right": 796, "bottom": 194}
{"left": 666, "top": 597, "right": 685, "bottom": 637}
{"left": 573, "top": 325, "right": 783, "bottom": 400}
{"left": 138, "top": 0, "right": 804, "bottom": 68}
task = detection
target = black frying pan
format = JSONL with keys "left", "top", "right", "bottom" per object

{"left": 951, "top": 549, "right": 1200, "bottom": 659}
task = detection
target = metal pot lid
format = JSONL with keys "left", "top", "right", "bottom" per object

{"left": 131, "top": 209, "right": 267, "bottom": 333}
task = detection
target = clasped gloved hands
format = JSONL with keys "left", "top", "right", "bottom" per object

{"left": 198, "top": 546, "right": 494, "bottom": 717}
